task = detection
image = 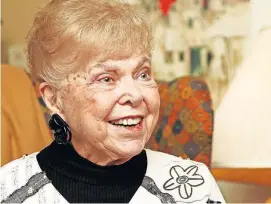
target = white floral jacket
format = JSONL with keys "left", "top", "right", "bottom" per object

{"left": 0, "top": 149, "right": 225, "bottom": 203}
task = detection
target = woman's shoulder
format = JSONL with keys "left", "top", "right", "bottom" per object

{"left": 144, "top": 149, "right": 211, "bottom": 185}
{"left": 143, "top": 149, "right": 225, "bottom": 203}
{"left": 145, "top": 149, "right": 208, "bottom": 168}
{"left": 0, "top": 153, "right": 39, "bottom": 174}
{"left": 0, "top": 153, "right": 42, "bottom": 202}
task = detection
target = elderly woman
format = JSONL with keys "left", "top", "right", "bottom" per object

{"left": 0, "top": 0, "right": 225, "bottom": 203}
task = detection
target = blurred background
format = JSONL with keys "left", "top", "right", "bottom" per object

{"left": 0, "top": 0, "right": 252, "bottom": 109}
{"left": 1, "top": 0, "right": 271, "bottom": 202}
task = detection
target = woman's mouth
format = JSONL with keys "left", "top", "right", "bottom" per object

{"left": 108, "top": 117, "right": 143, "bottom": 131}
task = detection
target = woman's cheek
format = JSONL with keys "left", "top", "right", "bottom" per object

{"left": 152, "top": 91, "right": 161, "bottom": 113}
{"left": 140, "top": 82, "right": 160, "bottom": 107}
{"left": 86, "top": 89, "right": 118, "bottom": 119}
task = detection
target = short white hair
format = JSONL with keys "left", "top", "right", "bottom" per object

{"left": 26, "top": 0, "right": 153, "bottom": 87}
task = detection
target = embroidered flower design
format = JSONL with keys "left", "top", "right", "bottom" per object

{"left": 163, "top": 165, "right": 204, "bottom": 199}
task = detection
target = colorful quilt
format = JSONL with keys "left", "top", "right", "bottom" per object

{"left": 145, "top": 77, "right": 213, "bottom": 167}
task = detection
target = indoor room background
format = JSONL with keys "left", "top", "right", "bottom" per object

{"left": 1, "top": 0, "right": 271, "bottom": 202}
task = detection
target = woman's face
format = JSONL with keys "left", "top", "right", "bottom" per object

{"left": 59, "top": 55, "right": 160, "bottom": 161}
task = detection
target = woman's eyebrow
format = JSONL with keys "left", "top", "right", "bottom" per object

{"left": 90, "top": 56, "right": 151, "bottom": 72}
{"left": 90, "top": 63, "right": 117, "bottom": 72}
{"left": 132, "top": 57, "right": 151, "bottom": 75}
{"left": 91, "top": 63, "right": 112, "bottom": 70}
{"left": 135, "top": 56, "right": 151, "bottom": 70}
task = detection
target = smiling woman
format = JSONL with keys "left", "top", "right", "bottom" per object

{"left": 0, "top": 0, "right": 225, "bottom": 203}
{"left": 47, "top": 55, "right": 160, "bottom": 164}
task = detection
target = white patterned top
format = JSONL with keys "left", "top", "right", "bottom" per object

{"left": 0, "top": 149, "right": 225, "bottom": 203}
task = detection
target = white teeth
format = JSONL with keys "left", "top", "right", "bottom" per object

{"left": 134, "top": 118, "right": 140, "bottom": 124}
{"left": 111, "top": 117, "right": 141, "bottom": 126}
{"left": 117, "top": 119, "right": 123, "bottom": 125}
{"left": 128, "top": 118, "right": 133, "bottom": 125}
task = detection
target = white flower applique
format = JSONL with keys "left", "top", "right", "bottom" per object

{"left": 163, "top": 165, "right": 205, "bottom": 199}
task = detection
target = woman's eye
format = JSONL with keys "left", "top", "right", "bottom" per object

{"left": 138, "top": 72, "right": 151, "bottom": 81}
{"left": 99, "top": 77, "right": 115, "bottom": 84}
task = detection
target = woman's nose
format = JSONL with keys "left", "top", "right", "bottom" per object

{"left": 118, "top": 77, "right": 143, "bottom": 107}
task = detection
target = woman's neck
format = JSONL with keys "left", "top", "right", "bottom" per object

{"left": 71, "top": 139, "right": 132, "bottom": 166}
{"left": 37, "top": 140, "right": 147, "bottom": 188}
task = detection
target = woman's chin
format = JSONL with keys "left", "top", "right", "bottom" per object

{"left": 114, "top": 140, "right": 146, "bottom": 159}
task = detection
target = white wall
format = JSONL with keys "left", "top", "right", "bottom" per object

{"left": 1, "top": 0, "right": 50, "bottom": 63}
{"left": 212, "top": 0, "right": 271, "bottom": 167}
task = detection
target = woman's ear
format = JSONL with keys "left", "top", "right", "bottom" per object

{"left": 39, "top": 82, "right": 65, "bottom": 118}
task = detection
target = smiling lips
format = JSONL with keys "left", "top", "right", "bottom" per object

{"left": 109, "top": 117, "right": 142, "bottom": 126}
{"left": 108, "top": 116, "right": 144, "bottom": 131}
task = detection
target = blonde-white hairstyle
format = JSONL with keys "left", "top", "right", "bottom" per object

{"left": 26, "top": 0, "right": 153, "bottom": 87}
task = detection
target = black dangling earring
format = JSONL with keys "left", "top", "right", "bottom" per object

{"left": 49, "top": 114, "right": 72, "bottom": 145}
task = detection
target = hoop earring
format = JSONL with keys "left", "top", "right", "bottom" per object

{"left": 49, "top": 114, "right": 72, "bottom": 145}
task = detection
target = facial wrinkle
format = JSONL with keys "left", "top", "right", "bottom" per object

{"left": 53, "top": 56, "right": 160, "bottom": 167}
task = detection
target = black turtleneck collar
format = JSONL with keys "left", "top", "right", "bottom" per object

{"left": 37, "top": 141, "right": 147, "bottom": 185}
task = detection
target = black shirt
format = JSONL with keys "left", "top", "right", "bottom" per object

{"left": 37, "top": 141, "right": 147, "bottom": 203}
